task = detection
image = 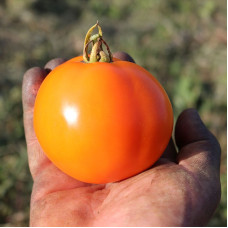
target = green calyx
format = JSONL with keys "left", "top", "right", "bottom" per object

{"left": 83, "top": 21, "right": 113, "bottom": 63}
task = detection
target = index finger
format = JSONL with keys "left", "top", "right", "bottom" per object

{"left": 22, "top": 67, "right": 48, "bottom": 143}
{"left": 22, "top": 58, "right": 65, "bottom": 178}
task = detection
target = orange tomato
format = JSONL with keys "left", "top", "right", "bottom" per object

{"left": 34, "top": 56, "right": 173, "bottom": 184}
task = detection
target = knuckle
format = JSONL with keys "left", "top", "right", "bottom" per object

{"left": 22, "top": 67, "right": 47, "bottom": 109}
{"left": 24, "top": 67, "right": 43, "bottom": 79}
{"left": 44, "top": 58, "right": 65, "bottom": 70}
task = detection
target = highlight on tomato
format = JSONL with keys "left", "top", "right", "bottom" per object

{"left": 34, "top": 22, "right": 174, "bottom": 184}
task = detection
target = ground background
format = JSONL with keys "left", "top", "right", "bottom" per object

{"left": 0, "top": 0, "right": 226, "bottom": 226}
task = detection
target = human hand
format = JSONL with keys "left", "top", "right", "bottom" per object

{"left": 22, "top": 52, "right": 221, "bottom": 226}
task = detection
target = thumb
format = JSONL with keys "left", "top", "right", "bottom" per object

{"left": 175, "top": 108, "right": 221, "bottom": 177}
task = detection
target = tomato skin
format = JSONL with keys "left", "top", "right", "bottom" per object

{"left": 34, "top": 56, "right": 173, "bottom": 184}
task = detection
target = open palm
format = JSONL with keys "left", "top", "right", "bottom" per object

{"left": 22, "top": 53, "right": 221, "bottom": 226}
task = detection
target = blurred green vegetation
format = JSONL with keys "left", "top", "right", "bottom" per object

{"left": 0, "top": 0, "right": 226, "bottom": 226}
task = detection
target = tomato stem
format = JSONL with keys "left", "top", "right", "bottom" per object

{"left": 83, "top": 21, "right": 113, "bottom": 63}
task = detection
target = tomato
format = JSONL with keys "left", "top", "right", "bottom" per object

{"left": 33, "top": 23, "right": 173, "bottom": 184}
